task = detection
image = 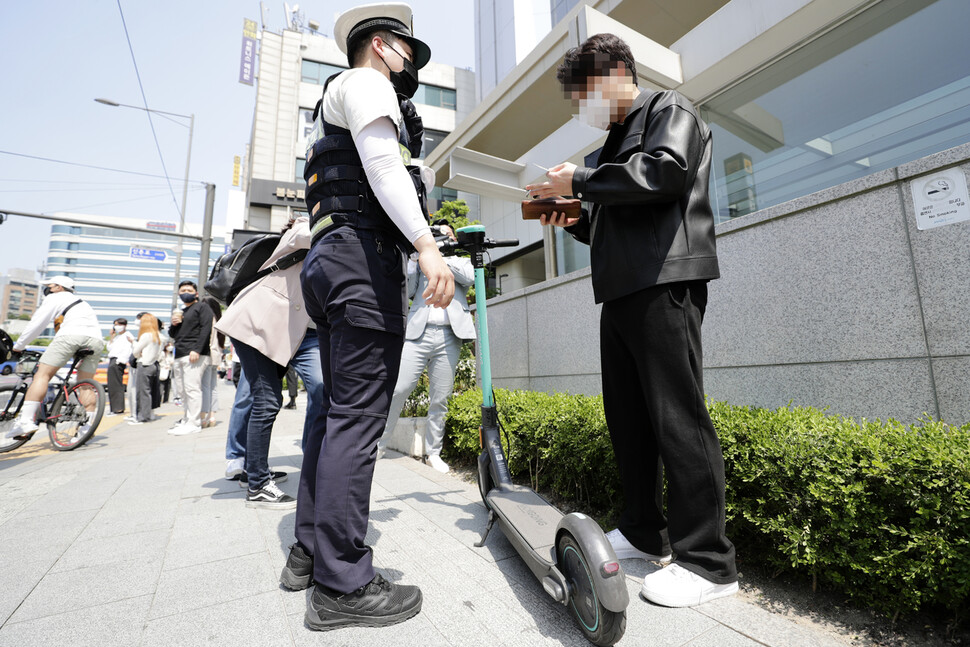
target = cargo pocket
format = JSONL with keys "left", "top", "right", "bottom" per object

{"left": 334, "top": 302, "right": 406, "bottom": 379}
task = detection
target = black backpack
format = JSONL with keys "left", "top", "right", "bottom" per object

{"left": 204, "top": 234, "right": 307, "bottom": 306}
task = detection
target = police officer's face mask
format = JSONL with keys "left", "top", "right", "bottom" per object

{"left": 381, "top": 42, "right": 419, "bottom": 99}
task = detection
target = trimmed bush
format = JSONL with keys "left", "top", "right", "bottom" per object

{"left": 444, "top": 389, "right": 970, "bottom": 618}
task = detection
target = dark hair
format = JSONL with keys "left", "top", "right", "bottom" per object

{"left": 114, "top": 318, "right": 127, "bottom": 326}
{"left": 178, "top": 279, "right": 197, "bottom": 290}
{"left": 556, "top": 33, "right": 636, "bottom": 92}
{"left": 136, "top": 312, "right": 149, "bottom": 318}
{"left": 202, "top": 296, "right": 226, "bottom": 349}
{"left": 349, "top": 29, "right": 397, "bottom": 67}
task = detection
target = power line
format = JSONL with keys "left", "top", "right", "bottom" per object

{"left": 115, "top": 0, "right": 181, "bottom": 218}
{"left": 55, "top": 185, "right": 205, "bottom": 213}
{"left": 0, "top": 150, "right": 203, "bottom": 183}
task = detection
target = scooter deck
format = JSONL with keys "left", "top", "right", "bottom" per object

{"left": 486, "top": 486, "right": 564, "bottom": 563}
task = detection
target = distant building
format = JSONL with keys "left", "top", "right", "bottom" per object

{"left": 242, "top": 25, "right": 478, "bottom": 232}
{"left": 42, "top": 215, "right": 226, "bottom": 331}
{"left": 0, "top": 268, "right": 40, "bottom": 322}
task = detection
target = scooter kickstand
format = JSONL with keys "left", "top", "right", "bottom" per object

{"left": 475, "top": 511, "right": 496, "bottom": 547}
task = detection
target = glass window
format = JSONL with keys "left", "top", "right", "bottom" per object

{"left": 295, "top": 158, "right": 306, "bottom": 183}
{"left": 421, "top": 129, "right": 449, "bottom": 158}
{"left": 551, "top": 0, "right": 579, "bottom": 26}
{"left": 412, "top": 84, "right": 457, "bottom": 110}
{"left": 700, "top": 0, "right": 970, "bottom": 224}
{"left": 301, "top": 60, "right": 347, "bottom": 85}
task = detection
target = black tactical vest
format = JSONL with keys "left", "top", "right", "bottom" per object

{"left": 304, "top": 73, "right": 428, "bottom": 249}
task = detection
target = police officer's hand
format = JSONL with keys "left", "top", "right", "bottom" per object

{"left": 414, "top": 235, "right": 455, "bottom": 309}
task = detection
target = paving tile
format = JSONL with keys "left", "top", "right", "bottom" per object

{"left": 0, "top": 556, "right": 57, "bottom": 626}
{"left": 680, "top": 624, "right": 767, "bottom": 647}
{"left": 0, "top": 594, "right": 150, "bottom": 647}
{"left": 7, "top": 557, "right": 162, "bottom": 623}
{"left": 50, "top": 528, "right": 170, "bottom": 573}
{"left": 149, "top": 552, "right": 278, "bottom": 619}
{"left": 697, "top": 594, "right": 848, "bottom": 647}
{"left": 141, "top": 591, "right": 293, "bottom": 647}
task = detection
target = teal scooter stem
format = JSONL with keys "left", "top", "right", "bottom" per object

{"left": 442, "top": 225, "right": 629, "bottom": 647}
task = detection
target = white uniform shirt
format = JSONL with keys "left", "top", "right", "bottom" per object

{"left": 321, "top": 68, "right": 403, "bottom": 141}
{"left": 13, "top": 291, "right": 103, "bottom": 351}
{"left": 318, "top": 68, "right": 430, "bottom": 244}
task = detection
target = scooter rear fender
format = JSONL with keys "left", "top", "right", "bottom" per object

{"left": 556, "top": 513, "right": 630, "bottom": 613}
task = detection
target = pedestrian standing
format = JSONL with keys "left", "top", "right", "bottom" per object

{"left": 527, "top": 33, "right": 738, "bottom": 607}
{"left": 168, "top": 280, "right": 213, "bottom": 435}
{"left": 378, "top": 223, "right": 475, "bottom": 473}
{"left": 106, "top": 318, "right": 134, "bottom": 415}
{"left": 129, "top": 314, "right": 163, "bottom": 424}
{"left": 159, "top": 342, "right": 174, "bottom": 403}
{"left": 199, "top": 296, "right": 224, "bottom": 428}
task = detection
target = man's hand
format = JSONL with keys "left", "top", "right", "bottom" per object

{"left": 189, "top": 351, "right": 200, "bottom": 363}
{"left": 414, "top": 234, "right": 455, "bottom": 308}
{"left": 171, "top": 310, "right": 183, "bottom": 325}
{"left": 525, "top": 162, "right": 577, "bottom": 200}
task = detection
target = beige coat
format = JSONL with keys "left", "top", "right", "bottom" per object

{"left": 215, "top": 218, "right": 311, "bottom": 367}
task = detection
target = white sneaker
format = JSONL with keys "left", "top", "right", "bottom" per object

{"left": 225, "top": 457, "right": 245, "bottom": 479}
{"left": 640, "top": 563, "right": 738, "bottom": 607}
{"left": 4, "top": 417, "right": 39, "bottom": 440}
{"left": 376, "top": 446, "right": 386, "bottom": 460}
{"left": 427, "top": 454, "right": 450, "bottom": 474}
{"left": 606, "top": 528, "right": 672, "bottom": 563}
{"left": 167, "top": 424, "right": 202, "bottom": 436}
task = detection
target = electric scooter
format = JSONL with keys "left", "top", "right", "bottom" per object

{"left": 442, "top": 225, "right": 629, "bottom": 647}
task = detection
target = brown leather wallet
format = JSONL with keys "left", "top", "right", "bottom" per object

{"left": 521, "top": 198, "right": 581, "bottom": 220}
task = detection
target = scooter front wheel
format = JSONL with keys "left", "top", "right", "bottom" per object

{"left": 558, "top": 532, "right": 626, "bottom": 646}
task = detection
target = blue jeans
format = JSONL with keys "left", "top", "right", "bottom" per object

{"left": 229, "top": 332, "right": 325, "bottom": 486}
{"left": 224, "top": 362, "right": 250, "bottom": 461}
{"left": 288, "top": 333, "right": 324, "bottom": 450}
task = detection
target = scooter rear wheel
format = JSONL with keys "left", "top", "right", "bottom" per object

{"left": 558, "top": 531, "right": 626, "bottom": 646}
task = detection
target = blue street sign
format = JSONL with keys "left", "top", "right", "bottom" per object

{"left": 130, "top": 247, "right": 168, "bottom": 261}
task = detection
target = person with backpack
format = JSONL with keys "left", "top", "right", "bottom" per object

{"left": 216, "top": 216, "right": 325, "bottom": 508}
{"left": 1, "top": 276, "right": 104, "bottom": 447}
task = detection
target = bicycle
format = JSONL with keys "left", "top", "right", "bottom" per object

{"left": 0, "top": 348, "right": 106, "bottom": 453}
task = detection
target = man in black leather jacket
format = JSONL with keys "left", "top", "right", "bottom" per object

{"left": 527, "top": 33, "right": 738, "bottom": 607}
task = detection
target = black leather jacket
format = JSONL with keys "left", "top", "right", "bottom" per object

{"left": 566, "top": 90, "right": 719, "bottom": 303}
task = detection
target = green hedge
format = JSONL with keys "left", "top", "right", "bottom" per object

{"left": 444, "top": 388, "right": 970, "bottom": 618}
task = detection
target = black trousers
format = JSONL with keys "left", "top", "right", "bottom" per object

{"left": 297, "top": 226, "right": 407, "bottom": 594}
{"left": 107, "top": 358, "right": 127, "bottom": 413}
{"left": 601, "top": 281, "right": 737, "bottom": 584}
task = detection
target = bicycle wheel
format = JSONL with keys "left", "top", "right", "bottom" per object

{"left": 47, "top": 379, "right": 105, "bottom": 450}
{"left": 558, "top": 531, "right": 626, "bottom": 647}
{"left": 0, "top": 382, "right": 29, "bottom": 453}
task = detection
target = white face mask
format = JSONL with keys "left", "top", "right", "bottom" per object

{"left": 114, "top": 325, "right": 125, "bottom": 333}
{"left": 577, "top": 90, "right": 614, "bottom": 130}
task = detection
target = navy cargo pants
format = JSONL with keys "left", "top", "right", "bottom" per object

{"left": 296, "top": 225, "right": 407, "bottom": 594}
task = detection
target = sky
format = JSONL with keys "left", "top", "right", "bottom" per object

{"left": 0, "top": 0, "right": 476, "bottom": 278}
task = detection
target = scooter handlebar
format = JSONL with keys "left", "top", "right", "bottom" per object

{"left": 486, "top": 238, "right": 519, "bottom": 248}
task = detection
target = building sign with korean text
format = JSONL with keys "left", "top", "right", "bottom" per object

{"left": 239, "top": 19, "right": 257, "bottom": 85}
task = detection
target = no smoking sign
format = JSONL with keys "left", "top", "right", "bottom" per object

{"left": 911, "top": 168, "right": 970, "bottom": 230}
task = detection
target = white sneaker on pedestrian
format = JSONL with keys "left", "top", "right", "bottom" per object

{"left": 640, "top": 563, "right": 738, "bottom": 607}
{"left": 167, "top": 423, "right": 202, "bottom": 436}
{"left": 225, "top": 457, "right": 245, "bottom": 480}
{"left": 605, "top": 528, "right": 672, "bottom": 563}
{"left": 427, "top": 454, "right": 450, "bottom": 474}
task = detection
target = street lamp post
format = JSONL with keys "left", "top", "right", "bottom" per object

{"left": 94, "top": 98, "right": 195, "bottom": 308}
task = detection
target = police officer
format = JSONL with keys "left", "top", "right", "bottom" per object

{"left": 282, "top": 2, "right": 454, "bottom": 631}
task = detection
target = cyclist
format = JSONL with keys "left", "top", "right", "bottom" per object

{"left": 1, "top": 276, "right": 104, "bottom": 447}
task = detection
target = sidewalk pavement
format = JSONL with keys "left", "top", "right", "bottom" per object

{"left": 0, "top": 381, "right": 850, "bottom": 647}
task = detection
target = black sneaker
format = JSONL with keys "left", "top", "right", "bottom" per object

{"left": 238, "top": 470, "right": 287, "bottom": 488}
{"left": 280, "top": 543, "right": 314, "bottom": 591}
{"left": 306, "top": 574, "right": 422, "bottom": 631}
{"left": 245, "top": 480, "right": 296, "bottom": 509}
{"left": 284, "top": 400, "right": 297, "bottom": 410}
